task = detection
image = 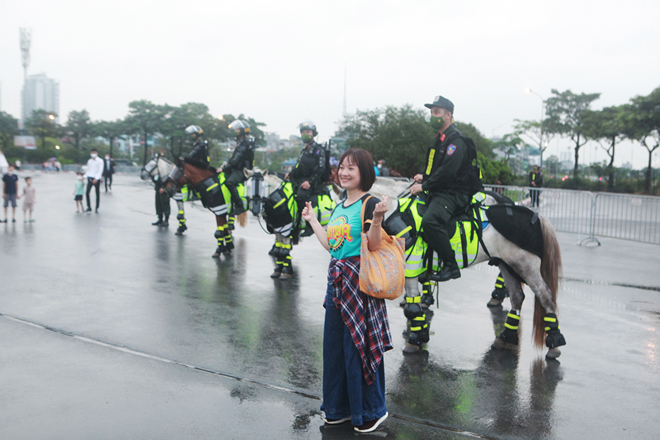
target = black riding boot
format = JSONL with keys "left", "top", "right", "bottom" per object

{"left": 229, "top": 186, "right": 246, "bottom": 215}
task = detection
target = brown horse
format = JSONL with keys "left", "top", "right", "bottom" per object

{"left": 166, "top": 159, "right": 246, "bottom": 258}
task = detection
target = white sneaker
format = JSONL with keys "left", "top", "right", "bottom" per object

{"left": 354, "top": 412, "right": 388, "bottom": 433}
{"left": 324, "top": 416, "right": 351, "bottom": 425}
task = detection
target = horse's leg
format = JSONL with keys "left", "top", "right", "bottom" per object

{"left": 270, "top": 233, "right": 284, "bottom": 278}
{"left": 522, "top": 266, "right": 566, "bottom": 359}
{"left": 402, "top": 276, "right": 430, "bottom": 354}
{"left": 220, "top": 215, "right": 233, "bottom": 254}
{"left": 228, "top": 215, "right": 235, "bottom": 230}
{"left": 492, "top": 265, "right": 525, "bottom": 351}
{"left": 278, "top": 236, "right": 293, "bottom": 280}
{"left": 487, "top": 271, "right": 509, "bottom": 307}
{"left": 212, "top": 215, "right": 227, "bottom": 258}
{"left": 173, "top": 185, "right": 189, "bottom": 236}
{"left": 174, "top": 199, "right": 187, "bottom": 235}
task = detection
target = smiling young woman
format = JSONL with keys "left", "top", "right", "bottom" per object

{"left": 301, "top": 148, "right": 391, "bottom": 433}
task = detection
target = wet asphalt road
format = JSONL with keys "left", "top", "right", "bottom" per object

{"left": 1, "top": 172, "right": 659, "bottom": 440}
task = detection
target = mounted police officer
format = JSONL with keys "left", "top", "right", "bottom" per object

{"left": 287, "top": 121, "right": 328, "bottom": 214}
{"left": 410, "top": 95, "right": 479, "bottom": 282}
{"left": 219, "top": 120, "right": 254, "bottom": 216}
{"left": 184, "top": 125, "right": 214, "bottom": 171}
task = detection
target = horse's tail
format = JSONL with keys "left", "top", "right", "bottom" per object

{"left": 238, "top": 211, "right": 248, "bottom": 228}
{"left": 533, "top": 216, "right": 563, "bottom": 347}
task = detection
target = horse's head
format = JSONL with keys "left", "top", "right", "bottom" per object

{"left": 164, "top": 157, "right": 185, "bottom": 191}
{"left": 140, "top": 158, "right": 159, "bottom": 181}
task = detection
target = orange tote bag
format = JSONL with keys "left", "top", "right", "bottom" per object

{"left": 359, "top": 196, "right": 405, "bottom": 300}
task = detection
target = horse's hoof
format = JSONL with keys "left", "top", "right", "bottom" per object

{"left": 212, "top": 253, "right": 220, "bottom": 258}
{"left": 279, "top": 273, "right": 291, "bottom": 281}
{"left": 492, "top": 339, "right": 518, "bottom": 351}
{"left": 487, "top": 298, "right": 503, "bottom": 307}
{"left": 402, "top": 343, "right": 421, "bottom": 354}
{"left": 546, "top": 348, "right": 562, "bottom": 359}
{"left": 222, "top": 251, "right": 231, "bottom": 256}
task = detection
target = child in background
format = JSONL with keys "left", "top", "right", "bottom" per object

{"left": 74, "top": 172, "right": 84, "bottom": 212}
{"left": 22, "top": 177, "right": 36, "bottom": 222}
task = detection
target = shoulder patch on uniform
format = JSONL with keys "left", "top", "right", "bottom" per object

{"left": 447, "top": 144, "right": 457, "bottom": 156}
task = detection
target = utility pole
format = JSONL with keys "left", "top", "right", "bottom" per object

{"left": 20, "top": 28, "right": 31, "bottom": 81}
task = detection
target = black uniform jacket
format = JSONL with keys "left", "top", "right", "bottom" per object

{"left": 289, "top": 142, "right": 326, "bottom": 188}
{"left": 186, "top": 139, "right": 213, "bottom": 170}
{"left": 224, "top": 137, "right": 254, "bottom": 173}
{"left": 421, "top": 124, "right": 472, "bottom": 196}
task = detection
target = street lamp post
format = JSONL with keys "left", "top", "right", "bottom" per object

{"left": 526, "top": 88, "right": 545, "bottom": 169}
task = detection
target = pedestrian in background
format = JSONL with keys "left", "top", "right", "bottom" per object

{"left": 103, "top": 154, "right": 115, "bottom": 192}
{"left": 302, "top": 148, "right": 391, "bottom": 434}
{"left": 74, "top": 172, "right": 85, "bottom": 213}
{"left": 84, "top": 148, "right": 104, "bottom": 213}
{"left": 377, "top": 160, "right": 389, "bottom": 177}
{"left": 21, "top": 177, "right": 36, "bottom": 222}
{"left": 529, "top": 165, "right": 543, "bottom": 207}
{"left": 2, "top": 164, "right": 19, "bottom": 223}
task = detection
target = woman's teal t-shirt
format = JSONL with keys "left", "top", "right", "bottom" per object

{"left": 327, "top": 194, "right": 379, "bottom": 260}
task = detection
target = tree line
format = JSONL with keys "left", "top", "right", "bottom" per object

{"left": 336, "top": 87, "right": 659, "bottom": 194}
{"left": 0, "top": 100, "right": 266, "bottom": 166}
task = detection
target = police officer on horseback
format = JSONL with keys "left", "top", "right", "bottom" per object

{"left": 184, "top": 125, "right": 214, "bottom": 170}
{"left": 410, "top": 95, "right": 481, "bottom": 282}
{"left": 219, "top": 120, "right": 254, "bottom": 216}
{"left": 287, "top": 121, "right": 328, "bottom": 216}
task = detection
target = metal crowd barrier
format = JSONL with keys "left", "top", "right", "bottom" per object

{"left": 484, "top": 185, "right": 660, "bottom": 246}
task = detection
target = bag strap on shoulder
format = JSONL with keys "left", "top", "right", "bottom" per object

{"left": 361, "top": 195, "right": 373, "bottom": 233}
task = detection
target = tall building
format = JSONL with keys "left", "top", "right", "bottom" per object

{"left": 21, "top": 73, "right": 59, "bottom": 122}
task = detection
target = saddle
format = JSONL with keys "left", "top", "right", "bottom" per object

{"left": 384, "top": 193, "right": 490, "bottom": 276}
{"left": 263, "top": 181, "right": 335, "bottom": 237}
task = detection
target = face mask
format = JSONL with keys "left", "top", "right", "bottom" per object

{"left": 105, "top": 156, "right": 110, "bottom": 160}
{"left": 91, "top": 153, "right": 98, "bottom": 159}
{"left": 301, "top": 134, "right": 313, "bottom": 143}
{"left": 429, "top": 116, "right": 445, "bottom": 131}
{"left": 78, "top": 176, "right": 83, "bottom": 180}
{"left": 377, "top": 164, "right": 382, "bottom": 169}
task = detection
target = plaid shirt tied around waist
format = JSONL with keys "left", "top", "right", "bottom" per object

{"left": 327, "top": 256, "right": 393, "bottom": 385}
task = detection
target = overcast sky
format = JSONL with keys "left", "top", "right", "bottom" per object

{"left": 1, "top": 0, "right": 659, "bottom": 169}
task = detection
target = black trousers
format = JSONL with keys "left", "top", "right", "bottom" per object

{"left": 104, "top": 174, "right": 113, "bottom": 191}
{"left": 530, "top": 188, "right": 541, "bottom": 207}
{"left": 155, "top": 190, "right": 171, "bottom": 219}
{"left": 86, "top": 178, "right": 101, "bottom": 209}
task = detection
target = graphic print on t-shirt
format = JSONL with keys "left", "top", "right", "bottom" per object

{"left": 327, "top": 214, "right": 354, "bottom": 251}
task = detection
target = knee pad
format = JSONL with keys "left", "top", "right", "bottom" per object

{"left": 498, "top": 310, "right": 521, "bottom": 345}
{"left": 214, "top": 229, "right": 223, "bottom": 239}
{"left": 403, "top": 296, "right": 424, "bottom": 321}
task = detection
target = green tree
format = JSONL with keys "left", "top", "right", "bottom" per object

{"left": 493, "top": 133, "right": 524, "bottom": 162}
{"left": 513, "top": 119, "right": 555, "bottom": 167}
{"left": 93, "top": 119, "right": 127, "bottom": 157}
{"left": 125, "top": 100, "right": 165, "bottom": 165}
{"left": 339, "top": 105, "right": 433, "bottom": 176}
{"left": 582, "top": 105, "right": 629, "bottom": 191}
{"left": 25, "top": 109, "right": 60, "bottom": 149}
{"left": 628, "top": 87, "right": 660, "bottom": 194}
{"left": 65, "top": 109, "right": 92, "bottom": 152}
{"left": 545, "top": 89, "right": 601, "bottom": 182}
{"left": 0, "top": 111, "right": 19, "bottom": 150}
